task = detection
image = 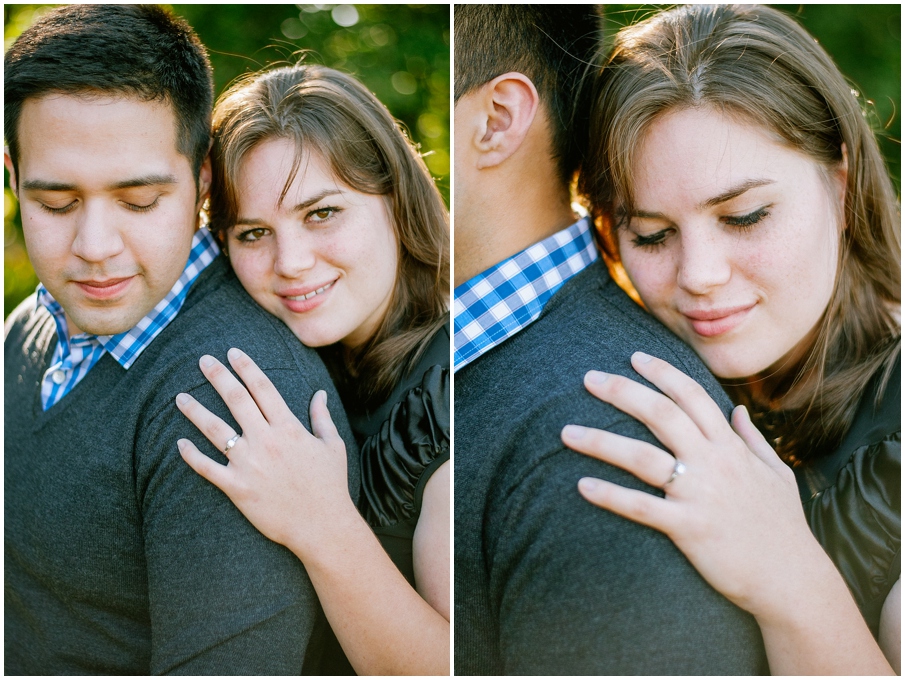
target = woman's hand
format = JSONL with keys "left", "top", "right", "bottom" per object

{"left": 561, "top": 351, "right": 822, "bottom": 620}
{"left": 175, "top": 347, "right": 356, "bottom": 557}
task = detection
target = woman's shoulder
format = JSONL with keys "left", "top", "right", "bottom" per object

{"left": 358, "top": 326, "right": 450, "bottom": 529}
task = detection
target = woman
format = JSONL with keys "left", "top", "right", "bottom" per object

{"left": 570, "top": 4, "right": 900, "bottom": 675}
{"left": 173, "top": 64, "right": 449, "bottom": 675}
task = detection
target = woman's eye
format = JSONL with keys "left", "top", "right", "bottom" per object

{"left": 235, "top": 227, "right": 269, "bottom": 243}
{"left": 308, "top": 207, "right": 339, "bottom": 223}
{"left": 631, "top": 229, "right": 670, "bottom": 250}
{"left": 723, "top": 206, "right": 770, "bottom": 229}
{"left": 38, "top": 201, "right": 77, "bottom": 215}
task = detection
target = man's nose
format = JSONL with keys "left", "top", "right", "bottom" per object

{"left": 70, "top": 201, "right": 127, "bottom": 263}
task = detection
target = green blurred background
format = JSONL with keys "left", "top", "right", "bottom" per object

{"left": 4, "top": 4, "right": 450, "bottom": 315}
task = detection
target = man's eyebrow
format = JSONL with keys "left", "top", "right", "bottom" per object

{"left": 21, "top": 179, "right": 77, "bottom": 192}
{"left": 107, "top": 174, "right": 179, "bottom": 190}
{"left": 21, "top": 174, "right": 179, "bottom": 192}
{"left": 631, "top": 179, "right": 776, "bottom": 219}
{"left": 698, "top": 179, "right": 775, "bottom": 209}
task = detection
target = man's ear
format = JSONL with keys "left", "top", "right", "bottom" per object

{"left": 5, "top": 147, "right": 18, "bottom": 194}
{"left": 473, "top": 72, "right": 539, "bottom": 170}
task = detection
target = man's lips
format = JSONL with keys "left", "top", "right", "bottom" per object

{"left": 682, "top": 304, "right": 756, "bottom": 338}
{"left": 74, "top": 276, "right": 135, "bottom": 300}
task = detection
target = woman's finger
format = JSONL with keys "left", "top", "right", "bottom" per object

{"left": 226, "top": 348, "right": 301, "bottom": 427}
{"left": 197, "top": 354, "right": 267, "bottom": 433}
{"left": 175, "top": 392, "right": 242, "bottom": 458}
{"left": 731, "top": 405, "right": 788, "bottom": 472}
{"left": 309, "top": 390, "right": 343, "bottom": 448}
{"left": 562, "top": 424, "right": 680, "bottom": 490}
{"left": 583, "top": 370, "right": 703, "bottom": 456}
{"left": 177, "top": 437, "right": 234, "bottom": 492}
{"left": 629, "top": 352, "right": 729, "bottom": 442}
{"left": 577, "top": 476, "right": 676, "bottom": 534}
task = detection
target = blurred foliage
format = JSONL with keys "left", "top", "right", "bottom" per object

{"left": 600, "top": 4, "right": 901, "bottom": 189}
{"left": 4, "top": 4, "right": 450, "bottom": 316}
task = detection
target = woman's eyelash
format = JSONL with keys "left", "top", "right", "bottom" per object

{"left": 631, "top": 229, "right": 669, "bottom": 249}
{"left": 723, "top": 206, "right": 770, "bottom": 228}
{"left": 234, "top": 227, "right": 268, "bottom": 243}
{"left": 307, "top": 206, "right": 341, "bottom": 222}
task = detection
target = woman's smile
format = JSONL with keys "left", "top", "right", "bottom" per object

{"left": 680, "top": 303, "right": 757, "bottom": 338}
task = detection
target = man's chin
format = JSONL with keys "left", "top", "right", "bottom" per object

{"left": 64, "top": 309, "right": 149, "bottom": 337}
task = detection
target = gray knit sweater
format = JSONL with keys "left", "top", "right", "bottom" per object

{"left": 4, "top": 257, "right": 359, "bottom": 675}
{"left": 454, "top": 262, "right": 767, "bottom": 675}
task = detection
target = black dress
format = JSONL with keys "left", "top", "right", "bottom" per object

{"left": 794, "top": 353, "right": 901, "bottom": 636}
{"left": 303, "top": 324, "right": 450, "bottom": 675}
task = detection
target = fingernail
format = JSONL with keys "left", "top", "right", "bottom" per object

{"left": 578, "top": 477, "right": 601, "bottom": 494}
{"left": 227, "top": 347, "right": 243, "bottom": 361}
{"left": 562, "top": 424, "right": 586, "bottom": 440}
{"left": 318, "top": 390, "right": 328, "bottom": 406}
{"left": 200, "top": 355, "right": 215, "bottom": 368}
{"left": 586, "top": 370, "right": 609, "bottom": 384}
{"left": 633, "top": 351, "right": 653, "bottom": 363}
{"left": 176, "top": 438, "right": 188, "bottom": 452}
{"left": 176, "top": 393, "right": 190, "bottom": 405}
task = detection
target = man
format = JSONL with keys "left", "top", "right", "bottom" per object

{"left": 453, "top": 6, "right": 768, "bottom": 674}
{"left": 4, "top": 6, "right": 357, "bottom": 673}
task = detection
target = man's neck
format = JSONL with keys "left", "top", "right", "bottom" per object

{"left": 455, "top": 182, "right": 576, "bottom": 287}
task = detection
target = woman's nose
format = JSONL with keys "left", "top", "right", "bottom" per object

{"left": 675, "top": 229, "right": 732, "bottom": 295}
{"left": 273, "top": 231, "right": 317, "bottom": 278}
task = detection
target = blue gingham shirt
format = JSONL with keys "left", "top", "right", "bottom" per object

{"left": 38, "top": 227, "right": 220, "bottom": 410}
{"left": 454, "top": 216, "right": 599, "bottom": 371}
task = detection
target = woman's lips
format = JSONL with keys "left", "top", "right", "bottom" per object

{"left": 279, "top": 280, "right": 336, "bottom": 313}
{"left": 75, "top": 276, "right": 134, "bottom": 300}
{"left": 683, "top": 304, "right": 755, "bottom": 337}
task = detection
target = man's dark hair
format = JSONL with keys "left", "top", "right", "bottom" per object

{"left": 5, "top": 4, "right": 214, "bottom": 182}
{"left": 454, "top": 5, "right": 601, "bottom": 181}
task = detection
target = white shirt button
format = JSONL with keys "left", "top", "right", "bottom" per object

{"left": 51, "top": 370, "right": 66, "bottom": 385}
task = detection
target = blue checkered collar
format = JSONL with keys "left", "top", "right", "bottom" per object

{"left": 453, "top": 215, "right": 599, "bottom": 372}
{"left": 37, "top": 227, "right": 220, "bottom": 370}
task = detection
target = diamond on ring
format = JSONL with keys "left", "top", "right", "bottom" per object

{"left": 662, "top": 460, "right": 686, "bottom": 489}
{"left": 223, "top": 433, "right": 242, "bottom": 455}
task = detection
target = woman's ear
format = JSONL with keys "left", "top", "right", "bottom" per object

{"left": 472, "top": 72, "right": 539, "bottom": 170}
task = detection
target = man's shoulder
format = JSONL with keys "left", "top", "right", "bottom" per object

{"left": 5, "top": 292, "right": 46, "bottom": 341}
{"left": 127, "top": 260, "right": 337, "bottom": 426}
{"left": 4, "top": 292, "right": 55, "bottom": 372}
{"left": 457, "top": 261, "right": 725, "bottom": 412}
{"left": 148, "top": 259, "right": 324, "bottom": 375}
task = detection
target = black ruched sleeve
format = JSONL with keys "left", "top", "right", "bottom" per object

{"left": 359, "top": 364, "right": 450, "bottom": 529}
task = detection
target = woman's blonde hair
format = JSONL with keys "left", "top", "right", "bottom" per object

{"left": 580, "top": 4, "right": 900, "bottom": 461}
{"left": 210, "top": 64, "right": 449, "bottom": 407}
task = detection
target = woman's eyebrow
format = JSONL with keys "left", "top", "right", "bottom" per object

{"left": 698, "top": 179, "right": 774, "bottom": 209}
{"left": 290, "top": 189, "right": 343, "bottom": 212}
